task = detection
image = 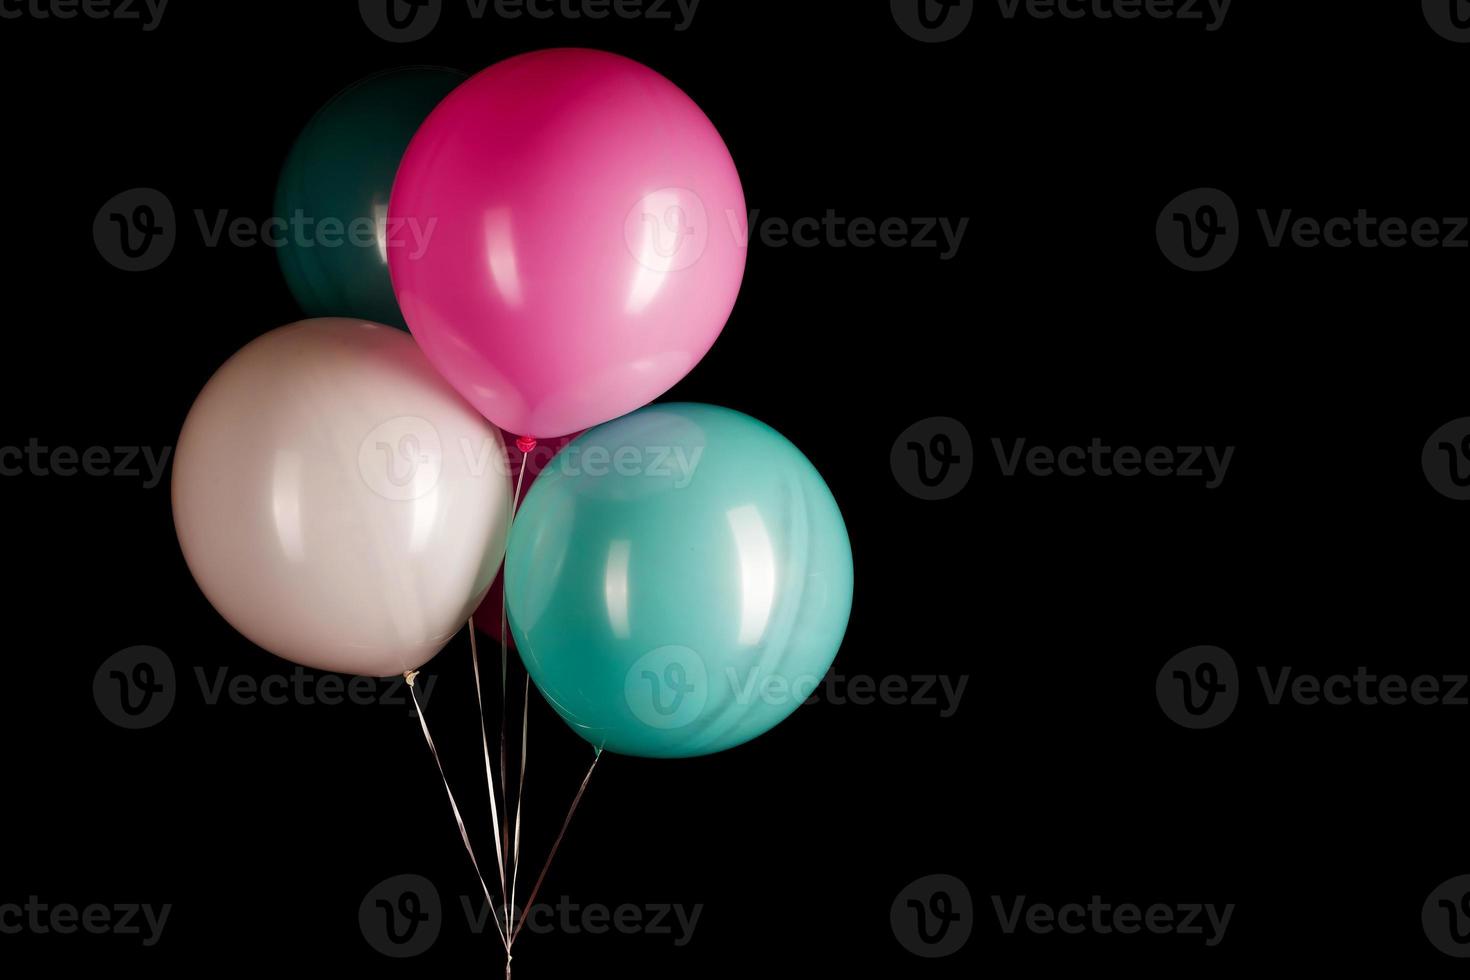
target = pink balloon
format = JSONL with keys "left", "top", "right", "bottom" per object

{"left": 470, "top": 431, "right": 579, "bottom": 645}
{"left": 388, "top": 48, "right": 746, "bottom": 439}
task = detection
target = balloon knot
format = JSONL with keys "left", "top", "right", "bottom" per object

{"left": 404, "top": 670, "right": 419, "bottom": 688}
{"left": 515, "top": 436, "right": 537, "bottom": 454}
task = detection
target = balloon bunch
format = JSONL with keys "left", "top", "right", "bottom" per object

{"left": 173, "top": 49, "right": 853, "bottom": 970}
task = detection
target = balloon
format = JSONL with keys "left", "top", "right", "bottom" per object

{"left": 388, "top": 49, "right": 747, "bottom": 439}
{"left": 470, "top": 431, "right": 580, "bottom": 645}
{"left": 172, "top": 318, "right": 513, "bottom": 677}
{"left": 275, "top": 67, "right": 464, "bottom": 330}
{"left": 504, "top": 404, "right": 853, "bottom": 757}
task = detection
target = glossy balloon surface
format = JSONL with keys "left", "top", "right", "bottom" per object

{"left": 388, "top": 49, "right": 746, "bottom": 438}
{"left": 505, "top": 404, "right": 853, "bottom": 757}
{"left": 173, "top": 319, "right": 512, "bottom": 677}
{"left": 276, "top": 67, "right": 464, "bottom": 329}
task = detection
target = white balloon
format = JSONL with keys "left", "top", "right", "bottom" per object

{"left": 172, "top": 319, "right": 512, "bottom": 676}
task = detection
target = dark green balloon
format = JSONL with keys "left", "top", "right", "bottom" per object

{"left": 275, "top": 67, "right": 465, "bottom": 329}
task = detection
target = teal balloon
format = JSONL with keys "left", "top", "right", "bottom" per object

{"left": 506, "top": 403, "right": 854, "bottom": 759}
{"left": 274, "top": 67, "right": 464, "bottom": 329}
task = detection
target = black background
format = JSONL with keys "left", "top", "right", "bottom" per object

{"left": 3, "top": 0, "right": 1468, "bottom": 974}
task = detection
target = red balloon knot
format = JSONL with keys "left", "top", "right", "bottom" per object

{"left": 515, "top": 436, "right": 537, "bottom": 454}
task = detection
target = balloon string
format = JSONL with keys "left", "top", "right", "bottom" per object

{"left": 405, "top": 670, "right": 509, "bottom": 952}
{"left": 468, "top": 621, "right": 510, "bottom": 914}
{"left": 510, "top": 747, "right": 603, "bottom": 948}
{"left": 502, "top": 443, "right": 532, "bottom": 934}
{"left": 508, "top": 673, "right": 530, "bottom": 934}
{"left": 498, "top": 447, "right": 530, "bottom": 891}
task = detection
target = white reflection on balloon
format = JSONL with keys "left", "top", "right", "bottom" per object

{"left": 625, "top": 189, "right": 681, "bottom": 315}
{"left": 725, "top": 504, "right": 776, "bottom": 646}
{"left": 483, "top": 207, "right": 524, "bottom": 308}
{"left": 271, "top": 450, "right": 306, "bottom": 563}
{"left": 604, "top": 538, "right": 632, "bottom": 638}
{"left": 409, "top": 485, "right": 440, "bottom": 554}
{"left": 373, "top": 200, "right": 389, "bottom": 266}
